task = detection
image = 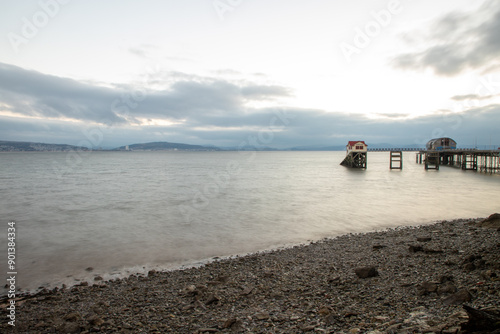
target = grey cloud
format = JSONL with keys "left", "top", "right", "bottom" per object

{"left": 129, "top": 47, "right": 148, "bottom": 58}
{"left": 0, "top": 62, "right": 291, "bottom": 126}
{"left": 241, "top": 85, "right": 291, "bottom": 99}
{"left": 392, "top": 1, "right": 500, "bottom": 76}
{"left": 451, "top": 93, "right": 498, "bottom": 101}
{"left": 128, "top": 44, "right": 159, "bottom": 58}
{"left": 0, "top": 63, "right": 128, "bottom": 124}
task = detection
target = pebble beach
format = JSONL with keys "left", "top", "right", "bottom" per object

{"left": 2, "top": 215, "right": 500, "bottom": 333}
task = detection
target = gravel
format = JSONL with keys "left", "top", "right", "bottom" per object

{"left": 2, "top": 217, "right": 499, "bottom": 333}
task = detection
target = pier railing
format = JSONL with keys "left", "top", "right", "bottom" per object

{"left": 368, "top": 148, "right": 423, "bottom": 152}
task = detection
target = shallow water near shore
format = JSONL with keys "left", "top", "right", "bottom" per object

{"left": 1, "top": 151, "right": 499, "bottom": 293}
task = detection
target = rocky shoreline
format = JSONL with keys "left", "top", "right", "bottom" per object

{"left": 2, "top": 216, "right": 500, "bottom": 333}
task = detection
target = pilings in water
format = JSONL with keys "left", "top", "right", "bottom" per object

{"left": 340, "top": 152, "right": 367, "bottom": 168}
{"left": 390, "top": 151, "right": 403, "bottom": 170}
{"left": 462, "top": 153, "right": 477, "bottom": 171}
{"left": 416, "top": 149, "right": 500, "bottom": 173}
{"left": 425, "top": 152, "right": 440, "bottom": 170}
{"left": 478, "top": 153, "right": 500, "bottom": 173}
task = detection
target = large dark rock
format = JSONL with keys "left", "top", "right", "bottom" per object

{"left": 475, "top": 213, "right": 500, "bottom": 229}
{"left": 462, "top": 305, "right": 500, "bottom": 333}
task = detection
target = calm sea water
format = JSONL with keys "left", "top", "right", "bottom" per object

{"left": 1, "top": 151, "right": 499, "bottom": 293}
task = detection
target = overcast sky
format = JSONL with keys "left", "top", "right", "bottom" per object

{"left": 1, "top": 0, "right": 499, "bottom": 148}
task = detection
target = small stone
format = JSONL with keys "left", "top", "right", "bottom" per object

{"left": 463, "top": 255, "right": 481, "bottom": 263}
{"left": 463, "top": 263, "right": 476, "bottom": 271}
{"left": 57, "top": 322, "right": 81, "bottom": 333}
{"left": 301, "top": 325, "right": 315, "bottom": 331}
{"left": 386, "top": 323, "right": 402, "bottom": 332}
{"left": 424, "top": 248, "right": 444, "bottom": 254}
{"left": 324, "top": 313, "right": 338, "bottom": 325}
{"left": 439, "top": 275, "right": 454, "bottom": 283}
{"left": 328, "top": 276, "right": 341, "bottom": 284}
{"left": 354, "top": 266, "right": 379, "bottom": 278}
{"left": 197, "top": 328, "right": 219, "bottom": 333}
{"left": 409, "top": 245, "right": 424, "bottom": 253}
{"left": 34, "top": 321, "right": 46, "bottom": 328}
{"left": 438, "top": 282, "right": 457, "bottom": 295}
{"left": 94, "top": 276, "right": 103, "bottom": 281}
{"left": 318, "top": 306, "right": 331, "bottom": 316}
{"left": 372, "top": 316, "right": 390, "bottom": 323}
{"left": 255, "top": 312, "right": 270, "bottom": 320}
{"left": 88, "top": 315, "right": 104, "bottom": 326}
{"left": 241, "top": 286, "right": 254, "bottom": 295}
{"left": 443, "top": 289, "right": 473, "bottom": 305}
{"left": 85, "top": 267, "right": 93, "bottom": 272}
{"left": 223, "top": 317, "right": 237, "bottom": 328}
{"left": 63, "top": 312, "right": 81, "bottom": 322}
{"left": 216, "top": 275, "right": 229, "bottom": 283}
{"left": 372, "top": 245, "right": 387, "bottom": 250}
{"left": 417, "top": 281, "right": 438, "bottom": 295}
{"left": 184, "top": 284, "right": 197, "bottom": 295}
{"left": 481, "top": 270, "right": 497, "bottom": 280}
{"left": 205, "top": 294, "right": 220, "bottom": 305}
{"left": 417, "top": 237, "right": 432, "bottom": 242}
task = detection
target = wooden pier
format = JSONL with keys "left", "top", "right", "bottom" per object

{"left": 341, "top": 138, "right": 499, "bottom": 173}
{"left": 416, "top": 149, "right": 500, "bottom": 173}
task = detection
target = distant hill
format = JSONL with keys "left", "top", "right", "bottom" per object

{"left": 114, "top": 141, "right": 221, "bottom": 151}
{"left": 0, "top": 140, "right": 90, "bottom": 152}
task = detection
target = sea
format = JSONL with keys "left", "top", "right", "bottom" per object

{"left": 1, "top": 151, "right": 499, "bottom": 294}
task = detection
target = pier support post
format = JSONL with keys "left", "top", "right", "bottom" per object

{"left": 425, "top": 152, "right": 439, "bottom": 170}
{"left": 390, "top": 151, "right": 403, "bottom": 170}
{"left": 340, "top": 152, "right": 367, "bottom": 168}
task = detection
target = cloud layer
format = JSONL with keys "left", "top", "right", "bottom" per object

{"left": 393, "top": 0, "right": 500, "bottom": 76}
{"left": 1, "top": 62, "right": 499, "bottom": 149}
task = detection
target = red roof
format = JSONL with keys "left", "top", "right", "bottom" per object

{"left": 347, "top": 141, "right": 367, "bottom": 146}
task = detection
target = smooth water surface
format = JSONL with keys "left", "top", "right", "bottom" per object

{"left": 1, "top": 151, "right": 499, "bottom": 292}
